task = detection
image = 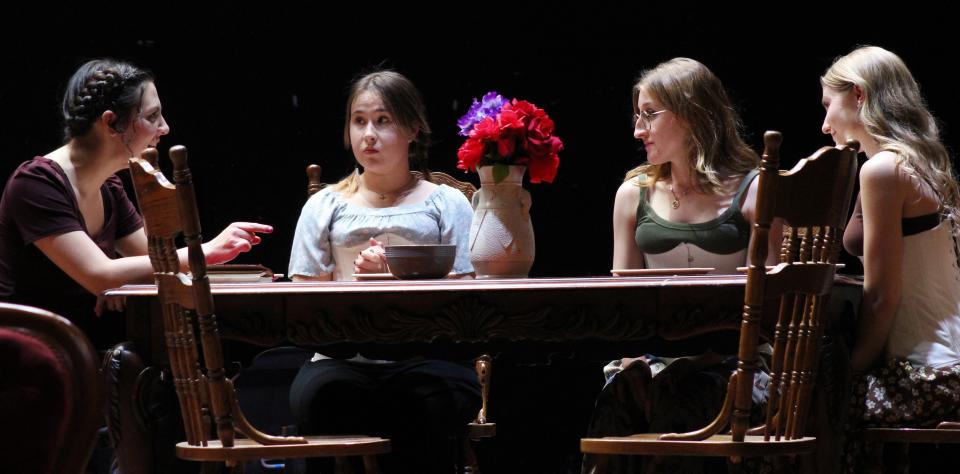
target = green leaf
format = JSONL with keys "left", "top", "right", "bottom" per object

{"left": 492, "top": 164, "right": 509, "bottom": 183}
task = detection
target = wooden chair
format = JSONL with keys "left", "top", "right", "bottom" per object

{"left": 862, "top": 422, "right": 960, "bottom": 472}
{"left": 305, "top": 164, "right": 493, "bottom": 472}
{"left": 581, "top": 131, "right": 859, "bottom": 467}
{"left": 0, "top": 302, "right": 102, "bottom": 474}
{"left": 410, "top": 170, "right": 478, "bottom": 201}
{"left": 128, "top": 147, "right": 389, "bottom": 472}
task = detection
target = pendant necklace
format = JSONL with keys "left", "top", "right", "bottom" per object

{"left": 368, "top": 175, "right": 416, "bottom": 203}
{"left": 668, "top": 184, "right": 688, "bottom": 209}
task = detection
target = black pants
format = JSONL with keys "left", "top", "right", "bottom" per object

{"left": 290, "top": 357, "right": 481, "bottom": 474}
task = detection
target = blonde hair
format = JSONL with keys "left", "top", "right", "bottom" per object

{"left": 625, "top": 58, "right": 758, "bottom": 194}
{"left": 334, "top": 70, "right": 432, "bottom": 195}
{"left": 822, "top": 46, "right": 960, "bottom": 237}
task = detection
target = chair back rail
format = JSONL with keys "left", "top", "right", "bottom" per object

{"left": 735, "top": 132, "right": 858, "bottom": 443}
{"left": 130, "top": 149, "right": 389, "bottom": 471}
{"left": 411, "top": 170, "right": 478, "bottom": 201}
{"left": 130, "top": 147, "right": 307, "bottom": 449}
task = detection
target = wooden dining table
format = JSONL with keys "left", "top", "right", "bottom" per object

{"left": 104, "top": 274, "right": 862, "bottom": 473}
{"left": 107, "top": 274, "right": 860, "bottom": 364}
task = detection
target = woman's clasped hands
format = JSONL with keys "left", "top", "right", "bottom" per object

{"left": 354, "top": 238, "right": 387, "bottom": 274}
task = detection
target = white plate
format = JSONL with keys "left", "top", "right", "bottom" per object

{"left": 610, "top": 268, "right": 715, "bottom": 277}
{"left": 352, "top": 273, "right": 398, "bottom": 281}
{"left": 735, "top": 264, "right": 845, "bottom": 273}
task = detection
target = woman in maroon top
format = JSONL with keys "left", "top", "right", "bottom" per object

{"left": 0, "top": 59, "right": 271, "bottom": 348}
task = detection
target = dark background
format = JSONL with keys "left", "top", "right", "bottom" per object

{"left": 2, "top": 4, "right": 958, "bottom": 472}
{"left": 3, "top": 4, "right": 957, "bottom": 279}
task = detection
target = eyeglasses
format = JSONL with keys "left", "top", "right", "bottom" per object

{"left": 633, "top": 109, "right": 668, "bottom": 131}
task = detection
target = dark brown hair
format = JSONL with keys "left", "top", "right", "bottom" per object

{"left": 61, "top": 59, "right": 153, "bottom": 141}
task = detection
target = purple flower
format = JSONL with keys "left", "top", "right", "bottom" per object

{"left": 457, "top": 91, "right": 508, "bottom": 136}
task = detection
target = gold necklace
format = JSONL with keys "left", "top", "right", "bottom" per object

{"left": 667, "top": 184, "right": 688, "bottom": 209}
{"left": 365, "top": 175, "right": 416, "bottom": 203}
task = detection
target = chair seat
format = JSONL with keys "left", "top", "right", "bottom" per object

{"left": 864, "top": 426, "right": 960, "bottom": 444}
{"left": 468, "top": 422, "right": 496, "bottom": 439}
{"left": 580, "top": 434, "right": 816, "bottom": 457}
{"left": 176, "top": 435, "right": 390, "bottom": 462}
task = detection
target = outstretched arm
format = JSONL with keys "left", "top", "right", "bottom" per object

{"left": 35, "top": 221, "right": 273, "bottom": 295}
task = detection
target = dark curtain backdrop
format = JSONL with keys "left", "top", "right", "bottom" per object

{"left": 2, "top": 3, "right": 956, "bottom": 278}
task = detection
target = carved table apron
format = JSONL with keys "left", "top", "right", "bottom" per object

{"left": 106, "top": 275, "right": 861, "bottom": 365}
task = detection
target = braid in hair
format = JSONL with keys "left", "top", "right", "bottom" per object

{"left": 62, "top": 59, "right": 153, "bottom": 140}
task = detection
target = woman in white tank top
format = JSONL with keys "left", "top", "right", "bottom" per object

{"left": 821, "top": 45, "right": 960, "bottom": 472}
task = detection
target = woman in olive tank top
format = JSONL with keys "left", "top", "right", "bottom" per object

{"left": 611, "top": 57, "right": 780, "bottom": 274}
{"left": 585, "top": 58, "right": 781, "bottom": 474}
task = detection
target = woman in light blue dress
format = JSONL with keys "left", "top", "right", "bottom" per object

{"left": 287, "top": 70, "right": 480, "bottom": 474}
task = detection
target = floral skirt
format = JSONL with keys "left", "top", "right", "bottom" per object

{"left": 842, "top": 358, "right": 960, "bottom": 473}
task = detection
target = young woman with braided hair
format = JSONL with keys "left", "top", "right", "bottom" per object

{"left": 0, "top": 59, "right": 272, "bottom": 349}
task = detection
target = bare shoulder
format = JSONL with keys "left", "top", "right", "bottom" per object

{"left": 860, "top": 152, "right": 907, "bottom": 213}
{"left": 615, "top": 177, "right": 642, "bottom": 208}
{"left": 613, "top": 178, "right": 642, "bottom": 221}
{"left": 860, "top": 152, "right": 902, "bottom": 184}
{"left": 616, "top": 177, "right": 642, "bottom": 199}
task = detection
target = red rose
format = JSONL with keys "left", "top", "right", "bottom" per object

{"left": 528, "top": 152, "right": 559, "bottom": 184}
{"left": 526, "top": 116, "right": 562, "bottom": 158}
{"left": 457, "top": 136, "right": 485, "bottom": 171}
{"left": 509, "top": 100, "right": 539, "bottom": 122}
{"left": 470, "top": 116, "right": 498, "bottom": 141}
{"left": 497, "top": 108, "right": 525, "bottom": 135}
{"left": 528, "top": 114, "right": 555, "bottom": 136}
{"left": 497, "top": 136, "right": 517, "bottom": 158}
